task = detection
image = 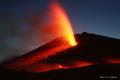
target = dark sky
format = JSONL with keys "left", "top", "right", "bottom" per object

{"left": 0, "top": 0, "right": 120, "bottom": 62}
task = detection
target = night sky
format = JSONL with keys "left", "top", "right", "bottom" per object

{"left": 0, "top": 0, "right": 120, "bottom": 62}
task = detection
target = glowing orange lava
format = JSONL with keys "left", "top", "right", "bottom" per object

{"left": 49, "top": 2, "right": 77, "bottom": 46}
{"left": 2, "top": 2, "right": 77, "bottom": 72}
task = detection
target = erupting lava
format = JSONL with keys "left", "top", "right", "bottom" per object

{"left": 2, "top": 2, "right": 77, "bottom": 71}
{"left": 1, "top": 2, "right": 120, "bottom": 74}
{"left": 49, "top": 2, "right": 77, "bottom": 46}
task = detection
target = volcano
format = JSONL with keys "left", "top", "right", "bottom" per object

{"left": 0, "top": 32, "right": 120, "bottom": 80}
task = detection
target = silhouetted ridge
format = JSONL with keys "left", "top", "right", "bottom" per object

{"left": 40, "top": 32, "right": 120, "bottom": 66}
{"left": 1, "top": 32, "right": 120, "bottom": 73}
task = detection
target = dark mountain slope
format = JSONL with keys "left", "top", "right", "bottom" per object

{"left": 0, "top": 64, "right": 120, "bottom": 80}
{"left": 0, "top": 32, "right": 120, "bottom": 79}
{"left": 35, "top": 64, "right": 120, "bottom": 80}
{"left": 40, "top": 32, "right": 120, "bottom": 66}
{"left": 1, "top": 32, "right": 120, "bottom": 72}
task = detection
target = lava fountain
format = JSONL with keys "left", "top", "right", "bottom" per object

{"left": 49, "top": 2, "right": 77, "bottom": 46}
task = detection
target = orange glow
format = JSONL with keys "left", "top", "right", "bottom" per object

{"left": 49, "top": 2, "right": 77, "bottom": 46}
{"left": 3, "top": 38, "right": 71, "bottom": 69}
{"left": 27, "top": 61, "right": 94, "bottom": 73}
{"left": 73, "top": 61, "right": 93, "bottom": 68}
{"left": 23, "top": 61, "right": 94, "bottom": 73}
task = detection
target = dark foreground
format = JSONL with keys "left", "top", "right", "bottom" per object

{"left": 0, "top": 64, "right": 120, "bottom": 80}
